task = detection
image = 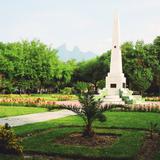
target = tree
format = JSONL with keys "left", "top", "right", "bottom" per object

{"left": 73, "top": 51, "right": 110, "bottom": 93}
{"left": 53, "top": 60, "right": 77, "bottom": 92}
{"left": 122, "top": 41, "right": 155, "bottom": 94}
{"left": 151, "top": 36, "right": 160, "bottom": 94}
{"left": 130, "top": 68, "right": 153, "bottom": 94}
{"left": 0, "top": 40, "right": 60, "bottom": 93}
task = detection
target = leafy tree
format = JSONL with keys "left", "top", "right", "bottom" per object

{"left": 130, "top": 68, "right": 153, "bottom": 94}
{"left": 73, "top": 51, "right": 110, "bottom": 93}
{"left": 53, "top": 60, "right": 77, "bottom": 92}
{"left": 122, "top": 41, "right": 155, "bottom": 94}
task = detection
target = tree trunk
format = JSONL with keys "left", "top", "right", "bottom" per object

{"left": 83, "top": 122, "right": 95, "bottom": 137}
{"left": 92, "top": 82, "right": 98, "bottom": 94}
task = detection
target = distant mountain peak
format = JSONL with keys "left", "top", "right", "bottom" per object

{"left": 58, "top": 43, "right": 67, "bottom": 50}
{"left": 72, "top": 46, "right": 80, "bottom": 52}
{"left": 57, "top": 44, "right": 96, "bottom": 61}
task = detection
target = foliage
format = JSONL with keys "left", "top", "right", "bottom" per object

{"left": 74, "top": 81, "right": 90, "bottom": 94}
{"left": 148, "top": 122, "right": 159, "bottom": 139}
{"left": 0, "top": 123, "right": 23, "bottom": 155}
{"left": 145, "top": 97, "right": 160, "bottom": 101}
{"left": 97, "top": 79, "right": 105, "bottom": 89}
{"left": 0, "top": 36, "right": 159, "bottom": 95}
{"left": 60, "top": 87, "right": 73, "bottom": 95}
{"left": 121, "top": 40, "right": 159, "bottom": 95}
{"left": 72, "top": 52, "right": 110, "bottom": 93}
{"left": 0, "top": 40, "right": 76, "bottom": 94}
{"left": 60, "top": 94, "right": 125, "bottom": 137}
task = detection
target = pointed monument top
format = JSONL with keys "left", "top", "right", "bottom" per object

{"left": 109, "top": 12, "right": 122, "bottom": 75}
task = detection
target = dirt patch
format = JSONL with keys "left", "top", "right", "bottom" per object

{"left": 53, "top": 133, "right": 119, "bottom": 148}
{"left": 136, "top": 133, "right": 160, "bottom": 160}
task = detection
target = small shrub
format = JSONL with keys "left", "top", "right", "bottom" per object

{"left": 74, "top": 81, "right": 90, "bottom": 94}
{"left": 46, "top": 104, "right": 59, "bottom": 111}
{"left": 97, "top": 80, "right": 105, "bottom": 89}
{"left": 0, "top": 123, "right": 23, "bottom": 155}
{"left": 60, "top": 87, "right": 73, "bottom": 95}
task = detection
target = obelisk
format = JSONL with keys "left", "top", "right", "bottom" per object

{"left": 105, "top": 13, "right": 126, "bottom": 96}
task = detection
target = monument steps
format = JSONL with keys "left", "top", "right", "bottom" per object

{"left": 103, "top": 95, "right": 125, "bottom": 105}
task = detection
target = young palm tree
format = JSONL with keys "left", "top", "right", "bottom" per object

{"left": 61, "top": 94, "right": 117, "bottom": 137}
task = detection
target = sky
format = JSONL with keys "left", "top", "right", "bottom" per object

{"left": 0, "top": 0, "right": 160, "bottom": 54}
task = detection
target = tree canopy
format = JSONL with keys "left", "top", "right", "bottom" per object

{"left": 0, "top": 36, "right": 159, "bottom": 95}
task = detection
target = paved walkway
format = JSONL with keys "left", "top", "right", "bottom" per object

{"left": 0, "top": 110, "right": 76, "bottom": 127}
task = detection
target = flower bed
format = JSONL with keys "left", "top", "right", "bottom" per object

{"left": 145, "top": 97, "right": 160, "bottom": 102}
{"left": 51, "top": 95, "right": 76, "bottom": 101}
{"left": 0, "top": 94, "right": 77, "bottom": 101}
{"left": 108, "top": 102, "right": 160, "bottom": 113}
{"left": 129, "top": 103, "right": 160, "bottom": 113}
{"left": 0, "top": 97, "right": 57, "bottom": 109}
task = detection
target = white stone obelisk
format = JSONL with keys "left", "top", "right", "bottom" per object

{"left": 105, "top": 13, "right": 126, "bottom": 96}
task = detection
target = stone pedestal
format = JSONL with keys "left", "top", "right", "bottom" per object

{"left": 106, "top": 73, "right": 126, "bottom": 96}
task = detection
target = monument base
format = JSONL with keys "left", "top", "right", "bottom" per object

{"left": 105, "top": 72, "right": 126, "bottom": 96}
{"left": 103, "top": 95, "right": 125, "bottom": 105}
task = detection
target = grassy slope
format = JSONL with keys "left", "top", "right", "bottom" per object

{"left": 0, "top": 106, "right": 47, "bottom": 118}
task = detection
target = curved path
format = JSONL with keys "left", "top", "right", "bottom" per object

{"left": 0, "top": 109, "right": 76, "bottom": 127}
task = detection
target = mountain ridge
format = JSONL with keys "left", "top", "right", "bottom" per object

{"left": 57, "top": 44, "right": 96, "bottom": 61}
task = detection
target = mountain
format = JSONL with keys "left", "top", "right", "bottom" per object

{"left": 57, "top": 44, "right": 96, "bottom": 61}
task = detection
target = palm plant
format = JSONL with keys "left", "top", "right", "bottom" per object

{"left": 74, "top": 81, "right": 90, "bottom": 95}
{"left": 61, "top": 94, "right": 119, "bottom": 137}
{"left": 148, "top": 122, "right": 158, "bottom": 139}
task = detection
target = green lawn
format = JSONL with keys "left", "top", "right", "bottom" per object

{"left": 7, "top": 111, "right": 159, "bottom": 160}
{"left": 0, "top": 106, "right": 47, "bottom": 118}
{"left": 0, "top": 111, "right": 159, "bottom": 159}
{"left": 22, "top": 127, "right": 144, "bottom": 159}
{"left": 14, "top": 112, "right": 160, "bottom": 136}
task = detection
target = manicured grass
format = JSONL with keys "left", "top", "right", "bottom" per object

{"left": 22, "top": 127, "right": 144, "bottom": 159}
{"left": 0, "top": 106, "right": 47, "bottom": 118}
{"left": 14, "top": 112, "right": 160, "bottom": 136}
{"left": 0, "top": 154, "right": 23, "bottom": 160}
{"left": 2, "top": 111, "right": 160, "bottom": 159}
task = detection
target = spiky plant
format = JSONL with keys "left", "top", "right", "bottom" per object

{"left": 61, "top": 94, "right": 118, "bottom": 137}
{"left": 149, "top": 122, "right": 158, "bottom": 139}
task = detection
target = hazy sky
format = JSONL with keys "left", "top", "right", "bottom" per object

{"left": 0, "top": 0, "right": 160, "bottom": 54}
